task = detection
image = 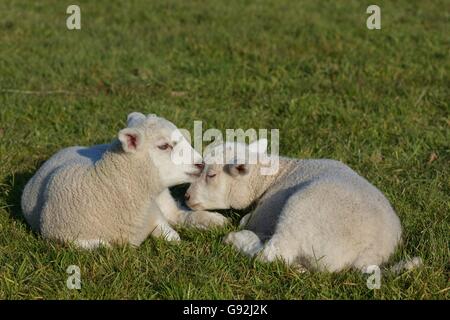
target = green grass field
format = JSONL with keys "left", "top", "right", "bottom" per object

{"left": 0, "top": 0, "right": 448, "bottom": 299}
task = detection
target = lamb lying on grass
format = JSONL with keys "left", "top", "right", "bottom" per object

{"left": 21, "top": 112, "right": 228, "bottom": 249}
{"left": 185, "top": 139, "right": 421, "bottom": 272}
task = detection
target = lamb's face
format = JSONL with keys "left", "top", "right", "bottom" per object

{"left": 185, "top": 163, "right": 234, "bottom": 210}
{"left": 119, "top": 112, "right": 204, "bottom": 188}
{"left": 185, "top": 140, "right": 267, "bottom": 210}
{"left": 185, "top": 163, "right": 256, "bottom": 210}
{"left": 147, "top": 122, "right": 204, "bottom": 187}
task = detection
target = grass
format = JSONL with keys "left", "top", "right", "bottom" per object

{"left": 0, "top": 0, "right": 448, "bottom": 299}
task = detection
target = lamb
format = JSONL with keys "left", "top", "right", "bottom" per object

{"left": 185, "top": 139, "right": 420, "bottom": 272}
{"left": 21, "top": 112, "right": 229, "bottom": 249}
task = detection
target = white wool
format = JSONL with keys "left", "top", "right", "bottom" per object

{"left": 21, "top": 112, "right": 228, "bottom": 248}
{"left": 186, "top": 140, "right": 420, "bottom": 272}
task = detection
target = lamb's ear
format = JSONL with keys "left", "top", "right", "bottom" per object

{"left": 118, "top": 128, "right": 143, "bottom": 153}
{"left": 225, "top": 163, "right": 249, "bottom": 177}
{"left": 127, "top": 112, "right": 146, "bottom": 127}
{"left": 248, "top": 138, "right": 268, "bottom": 154}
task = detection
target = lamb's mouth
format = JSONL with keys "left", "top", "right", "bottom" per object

{"left": 185, "top": 171, "right": 201, "bottom": 178}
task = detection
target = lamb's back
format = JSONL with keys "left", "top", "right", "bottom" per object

{"left": 273, "top": 159, "right": 383, "bottom": 197}
{"left": 21, "top": 144, "right": 110, "bottom": 231}
{"left": 250, "top": 159, "right": 400, "bottom": 241}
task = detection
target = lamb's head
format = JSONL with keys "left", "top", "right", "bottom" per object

{"left": 118, "top": 112, "right": 204, "bottom": 188}
{"left": 185, "top": 139, "right": 268, "bottom": 210}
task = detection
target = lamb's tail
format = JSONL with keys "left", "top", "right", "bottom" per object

{"left": 389, "top": 257, "right": 423, "bottom": 274}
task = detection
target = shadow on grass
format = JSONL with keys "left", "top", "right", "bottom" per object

{"left": 1, "top": 167, "right": 41, "bottom": 233}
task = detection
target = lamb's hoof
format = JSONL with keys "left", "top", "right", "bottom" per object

{"left": 186, "top": 211, "right": 230, "bottom": 229}
{"left": 223, "top": 231, "right": 255, "bottom": 245}
{"left": 163, "top": 229, "right": 181, "bottom": 242}
{"left": 256, "top": 242, "right": 280, "bottom": 263}
{"left": 223, "top": 231, "right": 238, "bottom": 245}
{"left": 223, "top": 230, "right": 263, "bottom": 257}
{"left": 292, "top": 264, "right": 308, "bottom": 274}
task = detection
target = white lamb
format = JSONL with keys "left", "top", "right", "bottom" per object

{"left": 185, "top": 139, "right": 421, "bottom": 272}
{"left": 21, "top": 112, "right": 229, "bottom": 249}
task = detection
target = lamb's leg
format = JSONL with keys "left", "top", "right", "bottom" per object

{"left": 142, "top": 199, "right": 180, "bottom": 242}
{"left": 257, "top": 235, "right": 299, "bottom": 266}
{"left": 149, "top": 221, "right": 181, "bottom": 242}
{"left": 223, "top": 230, "right": 263, "bottom": 257}
{"left": 184, "top": 210, "right": 229, "bottom": 229}
{"left": 239, "top": 213, "right": 252, "bottom": 228}
{"left": 73, "top": 239, "right": 110, "bottom": 249}
{"left": 155, "top": 188, "right": 188, "bottom": 225}
{"left": 225, "top": 228, "right": 307, "bottom": 272}
{"left": 155, "top": 189, "right": 229, "bottom": 229}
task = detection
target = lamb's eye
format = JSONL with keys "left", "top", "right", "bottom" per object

{"left": 158, "top": 143, "right": 172, "bottom": 150}
{"left": 207, "top": 173, "right": 216, "bottom": 178}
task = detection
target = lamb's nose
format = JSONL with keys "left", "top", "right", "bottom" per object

{"left": 195, "top": 162, "right": 205, "bottom": 171}
{"left": 184, "top": 193, "right": 190, "bottom": 201}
